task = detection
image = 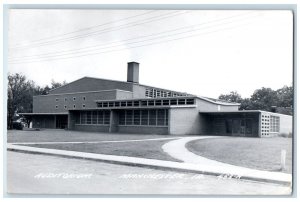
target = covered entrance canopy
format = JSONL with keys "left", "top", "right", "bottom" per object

{"left": 19, "top": 112, "right": 68, "bottom": 129}
{"left": 199, "top": 111, "right": 261, "bottom": 137}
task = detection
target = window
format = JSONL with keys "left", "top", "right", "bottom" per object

{"left": 163, "top": 100, "right": 170, "bottom": 106}
{"left": 64, "top": 105, "right": 67, "bottom": 109}
{"left": 155, "top": 100, "right": 162, "bottom": 106}
{"left": 104, "top": 111, "right": 110, "bottom": 124}
{"left": 97, "top": 111, "right": 104, "bottom": 124}
{"left": 165, "top": 110, "right": 169, "bottom": 126}
{"left": 119, "top": 111, "right": 125, "bottom": 125}
{"left": 141, "top": 110, "right": 148, "bottom": 125}
{"left": 170, "top": 99, "right": 177, "bottom": 105}
{"left": 127, "top": 101, "right": 133, "bottom": 107}
{"left": 186, "top": 99, "right": 195, "bottom": 105}
{"left": 73, "top": 104, "right": 76, "bottom": 109}
{"left": 109, "top": 102, "right": 114, "bottom": 107}
{"left": 149, "top": 110, "right": 156, "bottom": 125}
{"left": 148, "top": 100, "right": 154, "bottom": 106}
{"left": 56, "top": 98, "right": 59, "bottom": 102}
{"left": 103, "top": 102, "right": 108, "bottom": 107}
{"left": 178, "top": 99, "right": 185, "bottom": 105}
{"left": 157, "top": 91, "right": 161, "bottom": 97}
{"left": 80, "top": 112, "right": 87, "bottom": 124}
{"left": 86, "top": 111, "right": 91, "bottom": 124}
{"left": 82, "top": 104, "right": 86, "bottom": 108}
{"left": 97, "top": 102, "right": 103, "bottom": 108}
{"left": 118, "top": 109, "right": 168, "bottom": 126}
{"left": 121, "top": 101, "right": 126, "bottom": 107}
{"left": 133, "top": 101, "right": 139, "bottom": 107}
{"left": 157, "top": 109, "right": 165, "bottom": 125}
{"left": 92, "top": 111, "right": 97, "bottom": 124}
{"left": 83, "top": 96, "right": 86, "bottom": 101}
{"left": 145, "top": 89, "right": 150, "bottom": 97}
{"left": 75, "top": 114, "right": 80, "bottom": 124}
{"left": 115, "top": 102, "right": 120, "bottom": 107}
{"left": 270, "top": 116, "right": 280, "bottom": 132}
{"left": 64, "top": 98, "right": 67, "bottom": 102}
{"left": 134, "top": 110, "right": 140, "bottom": 125}
{"left": 73, "top": 97, "right": 76, "bottom": 101}
{"left": 141, "top": 101, "right": 148, "bottom": 106}
{"left": 55, "top": 105, "right": 58, "bottom": 109}
{"left": 126, "top": 110, "right": 133, "bottom": 125}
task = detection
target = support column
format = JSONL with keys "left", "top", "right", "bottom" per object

{"left": 68, "top": 111, "right": 76, "bottom": 130}
{"left": 109, "top": 110, "right": 119, "bottom": 133}
{"left": 258, "top": 112, "right": 262, "bottom": 138}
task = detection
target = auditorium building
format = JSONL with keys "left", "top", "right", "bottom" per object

{"left": 21, "top": 62, "right": 292, "bottom": 137}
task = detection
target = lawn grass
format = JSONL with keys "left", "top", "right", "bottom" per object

{"left": 7, "top": 129, "right": 181, "bottom": 143}
{"left": 186, "top": 137, "right": 292, "bottom": 173}
{"left": 20, "top": 140, "right": 181, "bottom": 162}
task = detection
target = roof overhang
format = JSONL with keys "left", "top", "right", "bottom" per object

{"left": 199, "top": 110, "right": 261, "bottom": 115}
{"left": 19, "top": 112, "right": 68, "bottom": 115}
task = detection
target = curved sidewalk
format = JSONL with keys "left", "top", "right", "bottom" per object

{"left": 162, "top": 136, "right": 292, "bottom": 184}
{"left": 7, "top": 141, "right": 292, "bottom": 185}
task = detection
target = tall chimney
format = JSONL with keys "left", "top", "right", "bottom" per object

{"left": 127, "top": 62, "right": 139, "bottom": 83}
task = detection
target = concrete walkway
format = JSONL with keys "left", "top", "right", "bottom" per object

{"left": 162, "top": 136, "right": 247, "bottom": 168}
{"left": 7, "top": 143, "right": 292, "bottom": 185}
{"left": 162, "top": 136, "right": 292, "bottom": 183}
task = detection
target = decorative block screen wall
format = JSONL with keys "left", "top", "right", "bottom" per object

{"left": 261, "top": 113, "right": 270, "bottom": 137}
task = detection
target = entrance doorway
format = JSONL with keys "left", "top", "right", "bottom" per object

{"left": 227, "top": 118, "right": 253, "bottom": 137}
{"left": 56, "top": 115, "right": 68, "bottom": 129}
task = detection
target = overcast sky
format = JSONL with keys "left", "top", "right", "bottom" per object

{"left": 8, "top": 9, "right": 293, "bottom": 98}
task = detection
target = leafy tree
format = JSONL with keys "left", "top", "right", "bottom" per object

{"left": 218, "top": 85, "right": 293, "bottom": 114}
{"left": 7, "top": 73, "right": 36, "bottom": 129}
{"left": 250, "top": 87, "right": 278, "bottom": 111}
{"left": 276, "top": 85, "right": 293, "bottom": 108}
{"left": 239, "top": 98, "right": 254, "bottom": 110}
{"left": 7, "top": 73, "right": 68, "bottom": 129}
{"left": 219, "top": 91, "right": 242, "bottom": 103}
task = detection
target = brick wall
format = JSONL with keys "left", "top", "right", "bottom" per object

{"left": 33, "top": 90, "right": 121, "bottom": 113}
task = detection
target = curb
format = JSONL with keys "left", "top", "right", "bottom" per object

{"left": 7, "top": 144, "right": 292, "bottom": 186}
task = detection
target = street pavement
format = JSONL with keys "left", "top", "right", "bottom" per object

{"left": 6, "top": 151, "right": 291, "bottom": 195}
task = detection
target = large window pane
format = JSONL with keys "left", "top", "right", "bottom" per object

{"left": 149, "top": 110, "right": 156, "bottom": 125}
{"left": 92, "top": 111, "right": 97, "bottom": 124}
{"left": 80, "top": 112, "right": 86, "bottom": 124}
{"left": 86, "top": 111, "right": 92, "bottom": 124}
{"left": 134, "top": 110, "right": 141, "bottom": 125}
{"left": 141, "top": 110, "right": 148, "bottom": 125}
{"left": 165, "top": 110, "right": 169, "bottom": 126}
{"left": 157, "top": 109, "right": 165, "bottom": 125}
{"left": 126, "top": 110, "right": 133, "bottom": 125}
{"left": 104, "top": 111, "right": 110, "bottom": 124}
{"left": 119, "top": 111, "right": 125, "bottom": 125}
{"left": 98, "top": 111, "right": 104, "bottom": 124}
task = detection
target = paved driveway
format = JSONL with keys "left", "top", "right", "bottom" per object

{"left": 6, "top": 151, "right": 291, "bottom": 195}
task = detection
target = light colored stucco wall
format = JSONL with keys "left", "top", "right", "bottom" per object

{"left": 278, "top": 114, "right": 293, "bottom": 135}
{"left": 169, "top": 107, "right": 201, "bottom": 135}
{"left": 196, "top": 98, "right": 239, "bottom": 112}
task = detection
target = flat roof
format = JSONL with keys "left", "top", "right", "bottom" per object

{"left": 19, "top": 112, "right": 68, "bottom": 115}
{"left": 199, "top": 110, "right": 292, "bottom": 116}
{"left": 95, "top": 96, "right": 197, "bottom": 102}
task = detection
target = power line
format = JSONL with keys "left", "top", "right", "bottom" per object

{"left": 10, "top": 11, "right": 187, "bottom": 50}
{"left": 8, "top": 18, "right": 257, "bottom": 64}
{"left": 9, "top": 11, "right": 255, "bottom": 61}
{"left": 12, "top": 10, "right": 158, "bottom": 45}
